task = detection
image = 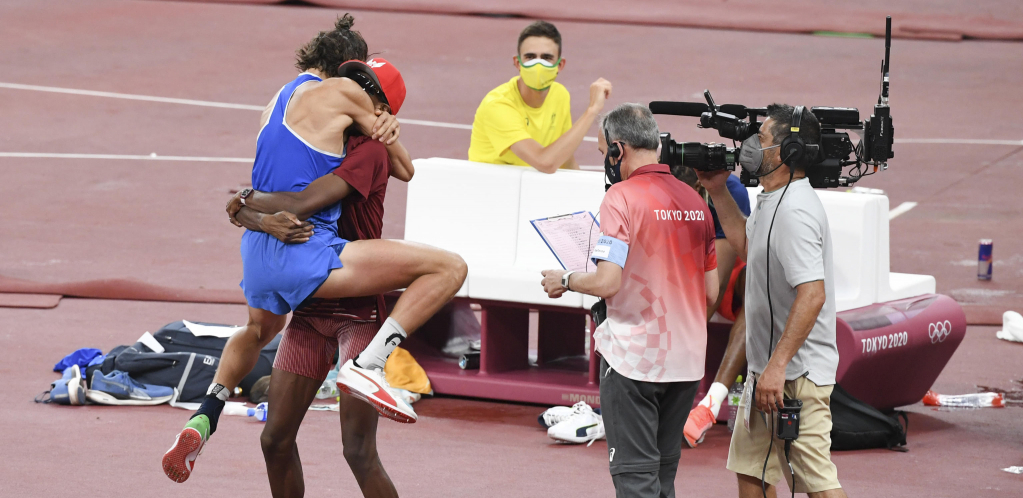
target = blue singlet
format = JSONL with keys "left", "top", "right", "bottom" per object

{"left": 240, "top": 73, "right": 350, "bottom": 314}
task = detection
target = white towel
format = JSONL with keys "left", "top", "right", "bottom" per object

{"left": 995, "top": 311, "right": 1023, "bottom": 343}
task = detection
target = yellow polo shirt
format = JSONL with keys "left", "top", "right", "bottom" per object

{"left": 468, "top": 76, "right": 573, "bottom": 167}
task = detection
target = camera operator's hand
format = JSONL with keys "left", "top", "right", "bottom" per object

{"left": 694, "top": 169, "right": 731, "bottom": 195}
{"left": 587, "top": 78, "right": 613, "bottom": 114}
{"left": 755, "top": 364, "right": 786, "bottom": 414}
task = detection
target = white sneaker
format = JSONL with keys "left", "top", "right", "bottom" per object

{"left": 336, "top": 359, "right": 417, "bottom": 424}
{"left": 539, "top": 401, "right": 590, "bottom": 428}
{"left": 548, "top": 403, "right": 605, "bottom": 445}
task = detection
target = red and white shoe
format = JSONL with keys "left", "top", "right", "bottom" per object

{"left": 336, "top": 359, "right": 417, "bottom": 424}
{"left": 684, "top": 404, "right": 716, "bottom": 448}
{"left": 162, "top": 416, "right": 209, "bottom": 483}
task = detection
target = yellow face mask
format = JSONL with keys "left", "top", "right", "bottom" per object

{"left": 517, "top": 57, "right": 560, "bottom": 91}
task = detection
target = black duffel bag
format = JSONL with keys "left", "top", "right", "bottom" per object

{"left": 830, "top": 383, "right": 909, "bottom": 451}
{"left": 90, "top": 321, "right": 280, "bottom": 401}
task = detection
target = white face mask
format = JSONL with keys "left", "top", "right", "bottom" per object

{"left": 738, "top": 134, "right": 780, "bottom": 175}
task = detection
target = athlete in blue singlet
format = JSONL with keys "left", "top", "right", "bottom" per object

{"left": 164, "top": 15, "right": 466, "bottom": 487}
{"left": 239, "top": 71, "right": 351, "bottom": 314}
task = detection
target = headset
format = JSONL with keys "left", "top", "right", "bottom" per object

{"left": 603, "top": 128, "right": 625, "bottom": 188}
{"left": 778, "top": 106, "right": 819, "bottom": 171}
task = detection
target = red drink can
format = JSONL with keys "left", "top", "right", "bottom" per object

{"left": 978, "top": 239, "right": 993, "bottom": 280}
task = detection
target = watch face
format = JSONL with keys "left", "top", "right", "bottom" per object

{"left": 240, "top": 188, "right": 253, "bottom": 198}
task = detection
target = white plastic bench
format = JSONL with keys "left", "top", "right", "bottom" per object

{"left": 407, "top": 158, "right": 933, "bottom": 312}
{"left": 400, "top": 158, "right": 939, "bottom": 407}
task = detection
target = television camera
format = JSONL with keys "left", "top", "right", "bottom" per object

{"left": 649, "top": 17, "right": 895, "bottom": 189}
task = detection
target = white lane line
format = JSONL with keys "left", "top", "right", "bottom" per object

{"left": 895, "top": 138, "right": 1023, "bottom": 146}
{"left": 397, "top": 118, "right": 472, "bottom": 130}
{"left": 888, "top": 201, "right": 918, "bottom": 219}
{"left": 0, "top": 152, "right": 252, "bottom": 163}
{"left": 0, "top": 82, "right": 266, "bottom": 111}
{"left": 3, "top": 82, "right": 1022, "bottom": 146}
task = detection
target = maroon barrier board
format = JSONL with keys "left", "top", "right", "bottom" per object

{"left": 410, "top": 294, "right": 964, "bottom": 411}
{"left": 835, "top": 294, "right": 966, "bottom": 411}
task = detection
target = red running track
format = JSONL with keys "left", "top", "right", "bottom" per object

{"left": 2, "top": 298, "right": 1022, "bottom": 496}
{"left": 0, "top": 1, "right": 1022, "bottom": 495}
{"left": 2, "top": 0, "right": 1021, "bottom": 321}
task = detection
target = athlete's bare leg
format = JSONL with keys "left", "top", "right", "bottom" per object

{"left": 215, "top": 307, "right": 288, "bottom": 390}
{"left": 312, "top": 239, "right": 465, "bottom": 421}
{"left": 260, "top": 368, "right": 397, "bottom": 498}
{"left": 339, "top": 393, "right": 398, "bottom": 498}
{"left": 311, "top": 239, "right": 467, "bottom": 334}
{"left": 164, "top": 307, "right": 288, "bottom": 483}
{"left": 221, "top": 240, "right": 464, "bottom": 367}
{"left": 261, "top": 368, "right": 320, "bottom": 498}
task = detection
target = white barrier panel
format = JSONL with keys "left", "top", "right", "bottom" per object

{"left": 406, "top": 158, "right": 934, "bottom": 311}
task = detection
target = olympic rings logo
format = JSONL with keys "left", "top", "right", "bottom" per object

{"left": 928, "top": 320, "right": 952, "bottom": 344}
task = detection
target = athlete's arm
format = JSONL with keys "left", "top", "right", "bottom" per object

{"left": 229, "top": 175, "right": 355, "bottom": 222}
{"left": 343, "top": 91, "right": 411, "bottom": 180}
{"left": 508, "top": 78, "right": 611, "bottom": 174}
{"left": 704, "top": 268, "right": 720, "bottom": 307}
{"left": 385, "top": 140, "right": 414, "bottom": 182}
{"left": 233, "top": 207, "right": 314, "bottom": 244}
{"left": 335, "top": 82, "right": 401, "bottom": 146}
{"left": 708, "top": 240, "right": 737, "bottom": 317}
{"left": 697, "top": 170, "right": 749, "bottom": 261}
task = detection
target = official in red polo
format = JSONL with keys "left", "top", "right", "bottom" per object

{"left": 541, "top": 103, "right": 719, "bottom": 497}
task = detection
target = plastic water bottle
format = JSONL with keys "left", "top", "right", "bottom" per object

{"left": 922, "top": 390, "right": 1004, "bottom": 408}
{"left": 727, "top": 375, "right": 744, "bottom": 432}
{"left": 316, "top": 367, "right": 340, "bottom": 399}
{"left": 253, "top": 402, "right": 268, "bottom": 422}
{"left": 222, "top": 401, "right": 269, "bottom": 421}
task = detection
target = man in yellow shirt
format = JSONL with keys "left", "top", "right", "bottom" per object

{"left": 468, "top": 21, "right": 612, "bottom": 173}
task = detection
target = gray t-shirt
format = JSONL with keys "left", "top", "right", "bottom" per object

{"left": 745, "top": 178, "right": 838, "bottom": 385}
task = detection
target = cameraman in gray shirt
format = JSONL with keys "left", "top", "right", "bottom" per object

{"left": 697, "top": 105, "right": 846, "bottom": 498}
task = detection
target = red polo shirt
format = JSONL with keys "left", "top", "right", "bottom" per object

{"left": 593, "top": 164, "right": 717, "bottom": 382}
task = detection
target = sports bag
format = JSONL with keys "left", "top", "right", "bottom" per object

{"left": 830, "top": 383, "right": 908, "bottom": 451}
{"left": 93, "top": 321, "right": 280, "bottom": 401}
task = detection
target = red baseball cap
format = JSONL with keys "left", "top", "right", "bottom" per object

{"left": 338, "top": 58, "right": 406, "bottom": 115}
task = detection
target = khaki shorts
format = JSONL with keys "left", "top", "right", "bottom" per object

{"left": 726, "top": 374, "right": 841, "bottom": 493}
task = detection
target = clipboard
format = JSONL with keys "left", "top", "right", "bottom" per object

{"left": 530, "top": 211, "right": 601, "bottom": 272}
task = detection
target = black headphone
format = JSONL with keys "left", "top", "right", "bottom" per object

{"left": 779, "top": 105, "right": 807, "bottom": 168}
{"left": 778, "top": 106, "right": 819, "bottom": 170}
{"left": 605, "top": 129, "right": 624, "bottom": 163}
{"left": 603, "top": 128, "right": 626, "bottom": 188}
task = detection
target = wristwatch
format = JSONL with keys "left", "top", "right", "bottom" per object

{"left": 561, "top": 271, "right": 576, "bottom": 291}
{"left": 238, "top": 188, "right": 254, "bottom": 205}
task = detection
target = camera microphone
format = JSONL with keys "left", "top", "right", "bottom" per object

{"left": 648, "top": 101, "right": 708, "bottom": 117}
{"left": 650, "top": 101, "right": 751, "bottom": 119}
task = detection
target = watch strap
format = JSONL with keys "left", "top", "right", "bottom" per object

{"left": 562, "top": 271, "right": 576, "bottom": 291}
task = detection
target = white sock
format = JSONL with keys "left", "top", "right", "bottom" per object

{"left": 206, "top": 383, "right": 230, "bottom": 401}
{"left": 354, "top": 317, "right": 407, "bottom": 370}
{"left": 698, "top": 382, "right": 729, "bottom": 418}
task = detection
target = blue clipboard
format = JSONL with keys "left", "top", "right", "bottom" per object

{"left": 530, "top": 211, "right": 600, "bottom": 271}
